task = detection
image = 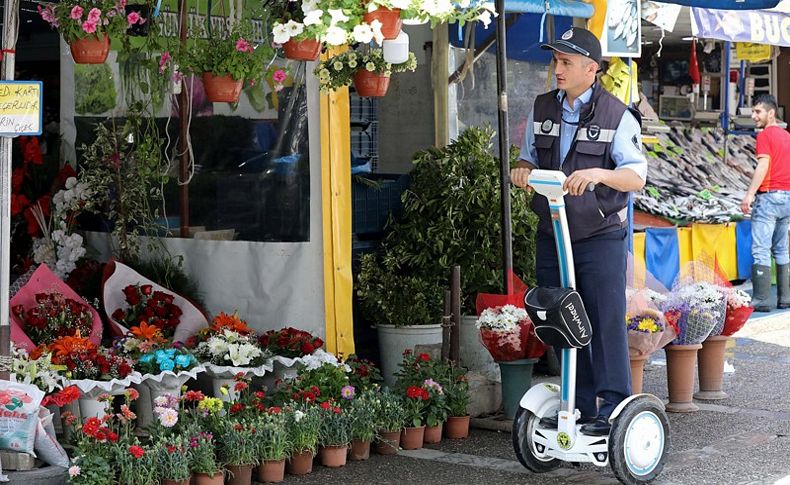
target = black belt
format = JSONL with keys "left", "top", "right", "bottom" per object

{"left": 757, "top": 190, "right": 790, "bottom": 194}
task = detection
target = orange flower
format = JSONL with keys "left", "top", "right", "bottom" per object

{"left": 48, "top": 334, "right": 95, "bottom": 359}
{"left": 210, "top": 311, "right": 252, "bottom": 335}
{"left": 130, "top": 322, "right": 166, "bottom": 344}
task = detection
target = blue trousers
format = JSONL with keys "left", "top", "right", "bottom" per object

{"left": 536, "top": 228, "right": 631, "bottom": 418}
{"left": 751, "top": 192, "right": 790, "bottom": 267}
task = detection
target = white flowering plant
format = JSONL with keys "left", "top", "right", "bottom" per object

{"left": 314, "top": 48, "right": 417, "bottom": 92}
{"left": 475, "top": 304, "right": 527, "bottom": 331}
{"left": 11, "top": 345, "right": 66, "bottom": 394}
{"left": 194, "top": 329, "right": 268, "bottom": 367}
{"left": 286, "top": 404, "right": 321, "bottom": 455}
{"left": 271, "top": 0, "right": 368, "bottom": 46}
{"left": 398, "top": 0, "right": 496, "bottom": 27}
{"left": 475, "top": 304, "right": 545, "bottom": 362}
{"left": 726, "top": 288, "right": 751, "bottom": 310}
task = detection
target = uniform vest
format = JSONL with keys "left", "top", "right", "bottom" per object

{"left": 530, "top": 84, "right": 630, "bottom": 242}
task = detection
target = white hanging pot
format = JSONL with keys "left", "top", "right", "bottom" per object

{"left": 383, "top": 30, "right": 410, "bottom": 64}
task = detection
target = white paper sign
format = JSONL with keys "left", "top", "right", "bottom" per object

{"left": 0, "top": 81, "right": 42, "bottom": 137}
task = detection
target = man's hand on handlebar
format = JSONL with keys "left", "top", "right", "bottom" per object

{"left": 564, "top": 168, "right": 604, "bottom": 196}
{"left": 510, "top": 166, "right": 533, "bottom": 192}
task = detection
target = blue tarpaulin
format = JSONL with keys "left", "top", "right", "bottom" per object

{"left": 645, "top": 228, "right": 681, "bottom": 291}
{"left": 504, "top": 0, "right": 594, "bottom": 16}
{"left": 661, "top": 0, "right": 781, "bottom": 9}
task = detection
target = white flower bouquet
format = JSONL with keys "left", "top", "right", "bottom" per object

{"left": 475, "top": 304, "right": 545, "bottom": 362}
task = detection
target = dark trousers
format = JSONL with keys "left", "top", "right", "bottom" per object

{"left": 536, "top": 228, "right": 631, "bottom": 418}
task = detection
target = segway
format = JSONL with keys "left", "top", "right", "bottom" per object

{"left": 512, "top": 169, "right": 670, "bottom": 484}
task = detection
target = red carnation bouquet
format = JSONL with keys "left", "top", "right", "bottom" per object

{"left": 111, "top": 284, "right": 183, "bottom": 339}
{"left": 259, "top": 327, "right": 324, "bottom": 358}
{"left": 12, "top": 291, "right": 93, "bottom": 347}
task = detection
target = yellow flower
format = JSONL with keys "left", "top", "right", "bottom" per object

{"left": 198, "top": 397, "right": 224, "bottom": 415}
{"left": 637, "top": 318, "right": 659, "bottom": 333}
{"left": 219, "top": 386, "right": 229, "bottom": 396}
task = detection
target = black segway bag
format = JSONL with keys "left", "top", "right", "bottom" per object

{"left": 523, "top": 287, "right": 593, "bottom": 348}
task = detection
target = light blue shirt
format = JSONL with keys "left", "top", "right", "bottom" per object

{"left": 518, "top": 87, "right": 647, "bottom": 181}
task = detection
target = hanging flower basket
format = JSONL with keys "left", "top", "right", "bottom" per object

{"left": 69, "top": 34, "right": 110, "bottom": 64}
{"left": 202, "top": 72, "right": 243, "bottom": 103}
{"left": 353, "top": 70, "right": 390, "bottom": 97}
{"left": 363, "top": 7, "right": 402, "bottom": 40}
{"left": 283, "top": 39, "right": 322, "bottom": 61}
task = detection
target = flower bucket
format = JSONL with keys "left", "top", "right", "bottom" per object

{"left": 376, "top": 324, "right": 442, "bottom": 386}
{"left": 400, "top": 426, "right": 425, "bottom": 450}
{"left": 319, "top": 445, "right": 348, "bottom": 468}
{"left": 629, "top": 354, "right": 649, "bottom": 395}
{"left": 445, "top": 415, "right": 470, "bottom": 439}
{"left": 283, "top": 39, "right": 322, "bottom": 61}
{"left": 202, "top": 72, "right": 243, "bottom": 103}
{"left": 69, "top": 35, "right": 110, "bottom": 64}
{"left": 694, "top": 335, "right": 731, "bottom": 401}
{"left": 226, "top": 464, "right": 253, "bottom": 485}
{"left": 498, "top": 358, "right": 538, "bottom": 419}
{"left": 363, "top": 7, "right": 402, "bottom": 39}
{"left": 257, "top": 459, "right": 285, "bottom": 483}
{"left": 350, "top": 439, "right": 371, "bottom": 461}
{"left": 373, "top": 430, "right": 401, "bottom": 455}
{"left": 353, "top": 70, "right": 390, "bottom": 97}
{"left": 194, "top": 472, "right": 224, "bottom": 485}
{"left": 285, "top": 451, "right": 314, "bottom": 475}
{"left": 665, "top": 343, "right": 702, "bottom": 413}
{"left": 423, "top": 423, "right": 443, "bottom": 444}
{"left": 73, "top": 377, "right": 138, "bottom": 419}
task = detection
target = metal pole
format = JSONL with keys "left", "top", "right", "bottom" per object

{"left": 177, "top": 0, "right": 190, "bottom": 237}
{"left": 441, "top": 290, "right": 451, "bottom": 361}
{"left": 0, "top": 0, "right": 20, "bottom": 379}
{"left": 450, "top": 266, "right": 461, "bottom": 364}
{"left": 627, "top": 58, "right": 634, "bottom": 253}
{"left": 722, "top": 41, "right": 731, "bottom": 165}
{"left": 494, "top": 0, "right": 513, "bottom": 293}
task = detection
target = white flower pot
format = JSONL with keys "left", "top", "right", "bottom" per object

{"left": 211, "top": 377, "right": 238, "bottom": 402}
{"left": 79, "top": 397, "right": 109, "bottom": 420}
{"left": 459, "top": 315, "right": 501, "bottom": 382}
{"left": 376, "top": 324, "right": 443, "bottom": 386}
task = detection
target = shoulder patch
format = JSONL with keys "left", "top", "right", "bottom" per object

{"left": 632, "top": 134, "right": 640, "bottom": 148}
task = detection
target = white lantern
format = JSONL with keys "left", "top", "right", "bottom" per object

{"left": 383, "top": 30, "right": 410, "bottom": 64}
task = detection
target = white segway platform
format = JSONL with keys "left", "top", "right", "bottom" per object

{"left": 512, "top": 170, "right": 670, "bottom": 484}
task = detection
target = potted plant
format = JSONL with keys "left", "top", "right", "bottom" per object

{"left": 271, "top": 0, "right": 366, "bottom": 60}
{"left": 363, "top": 0, "right": 408, "bottom": 39}
{"left": 317, "top": 403, "right": 352, "bottom": 467}
{"left": 113, "top": 443, "right": 158, "bottom": 485}
{"left": 441, "top": 363, "right": 471, "bottom": 439}
{"left": 345, "top": 354, "right": 383, "bottom": 392}
{"left": 259, "top": 326, "right": 324, "bottom": 379}
{"left": 180, "top": 22, "right": 275, "bottom": 103}
{"left": 155, "top": 438, "right": 192, "bottom": 485}
{"left": 284, "top": 404, "right": 320, "bottom": 475}
{"left": 696, "top": 285, "right": 745, "bottom": 401}
{"left": 421, "top": 378, "right": 449, "bottom": 444}
{"left": 38, "top": 0, "right": 134, "bottom": 64}
{"left": 188, "top": 431, "right": 224, "bottom": 485}
{"left": 217, "top": 419, "right": 258, "bottom": 485}
{"left": 348, "top": 390, "right": 378, "bottom": 460}
{"left": 315, "top": 48, "right": 417, "bottom": 97}
{"left": 372, "top": 389, "right": 407, "bottom": 454}
{"left": 401, "top": 384, "right": 428, "bottom": 450}
{"left": 256, "top": 411, "right": 291, "bottom": 483}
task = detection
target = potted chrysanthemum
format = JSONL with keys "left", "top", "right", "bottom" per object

{"left": 314, "top": 47, "right": 416, "bottom": 97}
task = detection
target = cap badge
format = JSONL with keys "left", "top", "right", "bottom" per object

{"left": 561, "top": 29, "right": 573, "bottom": 40}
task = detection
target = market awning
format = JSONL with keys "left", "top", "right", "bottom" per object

{"left": 503, "top": 0, "right": 594, "bottom": 17}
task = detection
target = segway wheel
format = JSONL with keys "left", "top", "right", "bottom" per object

{"left": 608, "top": 396, "right": 670, "bottom": 484}
{"left": 512, "top": 407, "right": 560, "bottom": 473}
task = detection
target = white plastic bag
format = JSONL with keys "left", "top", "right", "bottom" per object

{"left": 34, "top": 408, "right": 69, "bottom": 467}
{"left": 0, "top": 380, "right": 44, "bottom": 455}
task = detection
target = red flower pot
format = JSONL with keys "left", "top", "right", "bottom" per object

{"left": 423, "top": 423, "right": 443, "bottom": 444}
{"left": 400, "top": 425, "right": 425, "bottom": 450}
{"left": 286, "top": 450, "right": 314, "bottom": 475}
{"left": 283, "top": 38, "right": 322, "bottom": 61}
{"left": 350, "top": 439, "right": 371, "bottom": 460}
{"left": 353, "top": 70, "right": 390, "bottom": 97}
{"left": 69, "top": 35, "right": 110, "bottom": 64}
{"left": 162, "top": 480, "right": 189, "bottom": 485}
{"left": 363, "top": 7, "right": 402, "bottom": 39}
{"left": 373, "top": 430, "right": 401, "bottom": 455}
{"left": 193, "top": 472, "right": 223, "bottom": 485}
{"left": 201, "top": 72, "right": 243, "bottom": 103}
{"left": 257, "top": 460, "right": 285, "bottom": 483}
{"left": 319, "top": 445, "right": 348, "bottom": 467}
{"left": 445, "top": 415, "right": 470, "bottom": 439}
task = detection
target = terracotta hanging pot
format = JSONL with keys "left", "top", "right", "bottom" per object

{"left": 630, "top": 354, "right": 649, "bottom": 394}
{"left": 285, "top": 451, "right": 314, "bottom": 475}
{"left": 423, "top": 423, "right": 443, "bottom": 444}
{"left": 694, "top": 335, "right": 731, "bottom": 400}
{"left": 225, "top": 464, "right": 253, "bottom": 485}
{"left": 202, "top": 72, "right": 243, "bottom": 103}
{"left": 665, "top": 343, "right": 702, "bottom": 413}
{"left": 363, "top": 7, "right": 402, "bottom": 39}
{"left": 353, "top": 70, "right": 390, "bottom": 97}
{"left": 193, "top": 472, "right": 224, "bottom": 485}
{"left": 373, "top": 430, "right": 401, "bottom": 455}
{"left": 445, "top": 415, "right": 470, "bottom": 439}
{"left": 350, "top": 439, "right": 371, "bottom": 460}
{"left": 283, "top": 38, "right": 322, "bottom": 61}
{"left": 256, "top": 460, "right": 285, "bottom": 483}
{"left": 319, "top": 445, "right": 348, "bottom": 468}
{"left": 69, "top": 34, "right": 110, "bottom": 64}
{"left": 400, "top": 425, "right": 425, "bottom": 450}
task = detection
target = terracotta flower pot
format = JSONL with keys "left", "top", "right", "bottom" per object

{"left": 694, "top": 335, "right": 731, "bottom": 400}
{"left": 363, "top": 7, "right": 402, "bottom": 39}
{"left": 353, "top": 70, "right": 390, "bottom": 97}
{"left": 373, "top": 430, "right": 401, "bottom": 455}
{"left": 225, "top": 464, "right": 253, "bottom": 485}
{"left": 630, "top": 354, "right": 649, "bottom": 394}
{"left": 194, "top": 472, "right": 224, "bottom": 485}
{"left": 283, "top": 38, "right": 322, "bottom": 61}
{"left": 400, "top": 425, "right": 425, "bottom": 450}
{"left": 445, "top": 415, "right": 470, "bottom": 439}
{"left": 423, "top": 423, "right": 443, "bottom": 444}
{"left": 319, "top": 445, "right": 348, "bottom": 468}
{"left": 202, "top": 72, "right": 243, "bottom": 103}
{"left": 162, "top": 480, "right": 190, "bottom": 485}
{"left": 350, "top": 439, "right": 371, "bottom": 461}
{"left": 69, "top": 35, "right": 110, "bottom": 64}
{"left": 665, "top": 343, "right": 702, "bottom": 413}
{"left": 257, "top": 460, "right": 285, "bottom": 483}
{"left": 285, "top": 450, "right": 313, "bottom": 475}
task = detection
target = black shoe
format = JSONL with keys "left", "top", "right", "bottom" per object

{"left": 580, "top": 416, "right": 611, "bottom": 436}
{"left": 538, "top": 414, "right": 595, "bottom": 429}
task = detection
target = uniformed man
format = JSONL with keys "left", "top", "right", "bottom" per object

{"left": 510, "top": 27, "right": 647, "bottom": 436}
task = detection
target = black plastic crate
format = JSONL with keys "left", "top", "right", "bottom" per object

{"left": 352, "top": 175, "right": 409, "bottom": 235}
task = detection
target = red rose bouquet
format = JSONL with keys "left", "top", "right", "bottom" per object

{"left": 49, "top": 335, "right": 134, "bottom": 381}
{"left": 259, "top": 327, "right": 324, "bottom": 358}
{"left": 111, "top": 284, "right": 183, "bottom": 338}
{"left": 12, "top": 291, "right": 93, "bottom": 347}
{"left": 722, "top": 288, "right": 753, "bottom": 336}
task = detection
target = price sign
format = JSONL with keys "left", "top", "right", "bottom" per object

{"left": 0, "top": 81, "right": 43, "bottom": 137}
{"left": 702, "top": 75, "right": 711, "bottom": 92}
{"left": 746, "top": 78, "right": 755, "bottom": 97}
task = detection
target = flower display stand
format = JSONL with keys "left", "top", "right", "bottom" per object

{"left": 136, "top": 368, "right": 202, "bottom": 428}
{"left": 665, "top": 343, "right": 702, "bottom": 413}
{"left": 72, "top": 376, "right": 140, "bottom": 419}
{"left": 69, "top": 35, "right": 110, "bottom": 64}
{"left": 498, "top": 358, "right": 538, "bottom": 419}
{"left": 694, "top": 335, "right": 731, "bottom": 401}
{"left": 629, "top": 354, "right": 649, "bottom": 395}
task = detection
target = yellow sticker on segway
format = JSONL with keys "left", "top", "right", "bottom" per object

{"left": 543, "top": 384, "right": 559, "bottom": 393}
{"left": 557, "top": 432, "right": 572, "bottom": 450}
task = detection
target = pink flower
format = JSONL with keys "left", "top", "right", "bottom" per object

{"left": 38, "top": 5, "right": 58, "bottom": 26}
{"left": 87, "top": 7, "right": 101, "bottom": 22}
{"left": 127, "top": 11, "right": 140, "bottom": 26}
{"left": 70, "top": 5, "right": 84, "bottom": 19}
{"left": 68, "top": 465, "right": 81, "bottom": 477}
{"left": 235, "top": 38, "right": 253, "bottom": 53}
{"left": 159, "top": 50, "right": 171, "bottom": 74}
{"left": 120, "top": 0, "right": 127, "bottom": 7}
{"left": 82, "top": 20, "right": 98, "bottom": 33}
{"left": 272, "top": 69, "right": 287, "bottom": 83}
